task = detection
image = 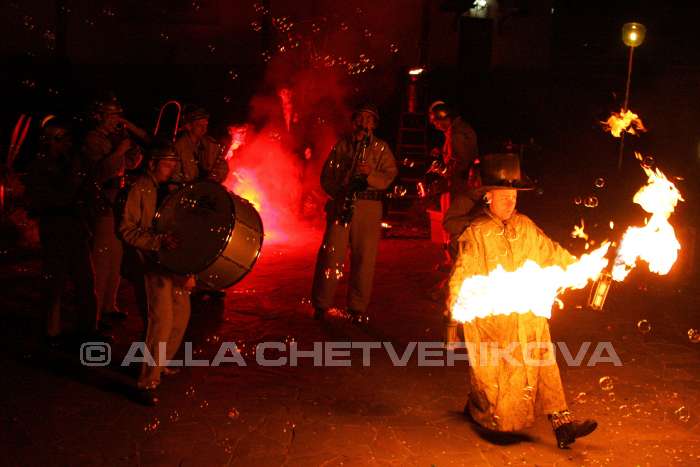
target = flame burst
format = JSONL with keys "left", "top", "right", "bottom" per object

{"left": 612, "top": 157, "right": 684, "bottom": 281}
{"left": 571, "top": 219, "right": 589, "bottom": 241}
{"left": 602, "top": 109, "right": 646, "bottom": 137}
{"left": 451, "top": 243, "right": 610, "bottom": 322}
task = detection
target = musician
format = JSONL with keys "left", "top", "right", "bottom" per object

{"left": 24, "top": 118, "right": 99, "bottom": 345}
{"left": 428, "top": 101, "right": 479, "bottom": 264}
{"left": 119, "top": 143, "right": 194, "bottom": 406}
{"left": 82, "top": 95, "right": 147, "bottom": 325}
{"left": 311, "top": 104, "right": 398, "bottom": 322}
{"left": 173, "top": 106, "right": 229, "bottom": 184}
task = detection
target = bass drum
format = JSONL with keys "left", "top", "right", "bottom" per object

{"left": 153, "top": 181, "right": 264, "bottom": 289}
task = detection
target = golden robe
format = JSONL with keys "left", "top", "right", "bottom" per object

{"left": 448, "top": 208, "right": 575, "bottom": 432}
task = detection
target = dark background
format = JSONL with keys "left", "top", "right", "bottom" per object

{"left": 1, "top": 0, "right": 698, "bottom": 256}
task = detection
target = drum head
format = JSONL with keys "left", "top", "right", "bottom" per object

{"left": 154, "top": 181, "right": 234, "bottom": 274}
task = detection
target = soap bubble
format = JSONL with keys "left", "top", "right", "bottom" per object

{"left": 599, "top": 376, "right": 614, "bottom": 392}
{"left": 594, "top": 177, "right": 605, "bottom": 188}
{"left": 573, "top": 392, "right": 588, "bottom": 404}
{"left": 674, "top": 406, "right": 690, "bottom": 423}
{"left": 584, "top": 196, "right": 599, "bottom": 208}
{"left": 574, "top": 196, "right": 582, "bottom": 205}
{"left": 227, "top": 408, "right": 240, "bottom": 419}
{"left": 637, "top": 319, "right": 651, "bottom": 334}
{"left": 688, "top": 329, "right": 700, "bottom": 344}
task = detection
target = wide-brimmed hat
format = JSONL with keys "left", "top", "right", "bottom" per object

{"left": 472, "top": 153, "right": 535, "bottom": 194}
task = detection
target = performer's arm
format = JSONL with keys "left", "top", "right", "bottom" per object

{"left": 451, "top": 124, "right": 478, "bottom": 166}
{"left": 320, "top": 144, "right": 342, "bottom": 197}
{"left": 118, "top": 183, "right": 162, "bottom": 251}
{"left": 204, "top": 139, "right": 229, "bottom": 183}
{"left": 447, "top": 227, "right": 481, "bottom": 313}
{"left": 83, "top": 133, "right": 129, "bottom": 184}
{"left": 531, "top": 221, "right": 577, "bottom": 268}
{"left": 366, "top": 143, "right": 398, "bottom": 189}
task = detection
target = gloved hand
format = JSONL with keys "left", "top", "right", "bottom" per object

{"left": 348, "top": 176, "right": 368, "bottom": 193}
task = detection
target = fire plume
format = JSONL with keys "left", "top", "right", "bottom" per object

{"left": 603, "top": 109, "right": 646, "bottom": 137}
{"left": 571, "top": 219, "right": 589, "bottom": 241}
{"left": 451, "top": 243, "right": 610, "bottom": 323}
{"left": 612, "top": 157, "right": 684, "bottom": 281}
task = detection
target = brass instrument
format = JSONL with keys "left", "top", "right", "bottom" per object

{"left": 153, "top": 100, "right": 182, "bottom": 143}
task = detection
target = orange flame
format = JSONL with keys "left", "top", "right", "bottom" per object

{"left": 451, "top": 243, "right": 610, "bottom": 322}
{"left": 612, "top": 157, "right": 684, "bottom": 281}
{"left": 602, "top": 109, "right": 646, "bottom": 138}
{"left": 571, "top": 219, "right": 589, "bottom": 241}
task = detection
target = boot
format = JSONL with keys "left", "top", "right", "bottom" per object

{"left": 549, "top": 410, "right": 597, "bottom": 449}
{"left": 347, "top": 309, "right": 368, "bottom": 325}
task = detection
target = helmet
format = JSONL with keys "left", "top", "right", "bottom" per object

{"left": 92, "top": 95, "right": 124, "bottom": 115}
{"left": 183, "top": 106, "right": 210, "bottom": 124}
{"left": 352, "top": 103, "right": 380, "bottom": 122}
{"left": 428, "top": 101, "right": 451, "bottom": 121}
{"left": 148, "top": 141, "right": 179, "bottom": 162}
{"left": 39, "top": 117, "right": 71, "bottom": 143}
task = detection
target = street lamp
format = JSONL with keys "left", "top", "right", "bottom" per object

{"left": 618, "top": 22, "right": 646, "bottom": 170}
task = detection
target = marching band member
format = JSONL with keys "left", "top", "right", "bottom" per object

{"left": 82, "top": 95, "right": 147, "bottom": 325}
{"left": 311, "top": 104, "right": 397, "bottom": 323}
{"left": 119, "top": 143, "right": 194, "bottom": 405}
{"left": 173, "top": 106, "right": 229, "bottom": 184}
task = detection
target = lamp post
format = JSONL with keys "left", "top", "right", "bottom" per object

{"left": 618, "top": 22, "right": 646, "bottom": 171}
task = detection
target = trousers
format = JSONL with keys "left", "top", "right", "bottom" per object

{"left": 137, "top": 272, "right": 192, "bottom": 389}
{"left": 311, "top": 199, "right": 382, "bottom": 313}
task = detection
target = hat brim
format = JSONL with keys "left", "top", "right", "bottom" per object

{"left": 471, "top": 179, "right": 536, "bottom": 196}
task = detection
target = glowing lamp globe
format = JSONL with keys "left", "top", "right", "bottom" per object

{"left": 622, "top": 23, "right": 646, "bottom": 47}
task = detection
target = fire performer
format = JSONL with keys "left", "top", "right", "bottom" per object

{"left": 428, "top": 101, "right": 479, "bottom": 264}
{"left": 311, "top": 104, "right": 398, "bottom": 322}
{"left": 82, "top": 95, "right": 147, "bottom": 324}
{"left": 447, "top": 153, "right": 597, "bottom": 449}
{"left": 119, "top": 143, "right": 194, "bottom": 406}
{"left": 173, "top": 106, "right": 229, "bottom": 184}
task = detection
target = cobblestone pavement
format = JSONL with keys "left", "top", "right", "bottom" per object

{"left": 1, "top": 229, "right": 700, "bottom": 466}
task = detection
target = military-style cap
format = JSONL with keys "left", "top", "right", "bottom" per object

{"left": 353, "top": 103, "right": 380, "bottom": 122}
{"left": 183, "top": 106, "right": 210, "bottom": 124}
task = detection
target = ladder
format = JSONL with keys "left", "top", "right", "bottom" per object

{"left": 391, "top": 112, "right": 430, "bottom": 209}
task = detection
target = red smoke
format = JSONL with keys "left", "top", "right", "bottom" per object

{"left": 224, "top": 130, "right": 303, "bottom": 244}
{"left": 225, "top": 64, "right": 354, "bottom": 245}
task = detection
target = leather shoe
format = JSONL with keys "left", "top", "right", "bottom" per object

{"left": 554, "top": 419, "right": 597, "bottom": 449}
{"left": 347, "top": 309, "right": 368, "bottom": 325}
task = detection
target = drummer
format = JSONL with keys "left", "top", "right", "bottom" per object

{"left": 119, "top": 142, "right": 195, "bottom": 406}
